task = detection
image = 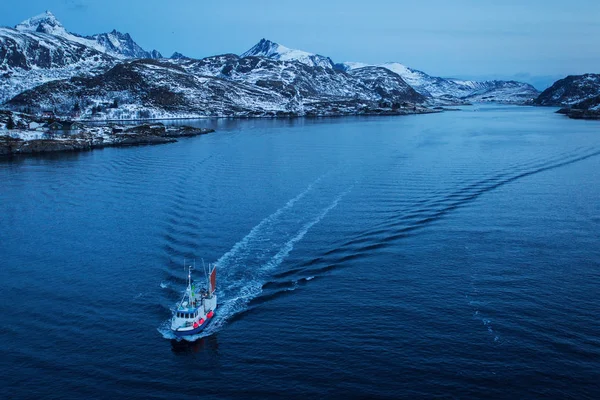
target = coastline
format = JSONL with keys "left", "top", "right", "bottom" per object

{"left": 0, "top": 107, "right": 439, "bottom": 157}
{"left": 0, "top": 123, "right": 214, "bottom": 157}
{"left": 79, "top": 109, "right": 440, "bottom": 123}
{"left": 557, "top": 108, "right": 600, "bottom": 120}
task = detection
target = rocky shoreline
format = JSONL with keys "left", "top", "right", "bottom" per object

{"left": 0, "top": 121, "right": 214, "bottom": 156}
{"left": 557, "top": 108, "right": 600, "bottom": 120}
{"left": 555, "top": 95, "right": 600, "bottom": 120}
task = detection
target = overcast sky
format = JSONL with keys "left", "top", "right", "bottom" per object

{"left": 2, "top": 0, "right": 599, "bottom": 88}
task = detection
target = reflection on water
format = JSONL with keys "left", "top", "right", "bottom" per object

{"left": 170, "top": 335, "right": 219, "bottom": 355}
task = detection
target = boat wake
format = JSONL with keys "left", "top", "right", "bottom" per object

{"left": 160, "top": 145, "right": 600, "bottom": 341}
{"left": 160, "top": 173, "right": 352, "bottom": 340}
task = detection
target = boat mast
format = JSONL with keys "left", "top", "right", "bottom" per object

{"left": 202, "top": 259, "right": 209, "bottom": 291}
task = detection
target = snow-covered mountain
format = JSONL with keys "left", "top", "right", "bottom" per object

{"left": 241, "top": 39, "right": 539, "bottom": 103}
{"left": 1, "top": 15, "right": 544, "bottom": 120}
{"left": 14, "top": 11, "right": 162, "bottom": 60}
{"left": 533, "top": 74, "right": 600, "bottom": 106}
{"left": 169, "top": 54, "right": 425, "bottom": 105}
{"left": 0, "top": 26, "right": 117, "bottom": 103}
{"left": 170, "top": 52, "right": 189, "bottom": 59}
{"left": 341, "top": 62, "right": 539, "bottom": 104}
{"left": 346, "top": 67, "right": 425, "bottom": 104}
{"left": 88, "top": 30, "right": 163, "bottom": 59}
{"left": 15, "top": 10, "right": 67, "bottom": 35}
{"left": 340, "top": 62, "right": 447, "bottom": 97}
{"left": 5, "top": 57, "right": 428, "bottom": 119}
{"left": 241, "top": 39, "right": 335, "bottom": 69}
{"left": 239, "top": 39, "right": 538, "bottom": 104}
{"left": 0, "top": 11, "right": 167, "bottom": 103}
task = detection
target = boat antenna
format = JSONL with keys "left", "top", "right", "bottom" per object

{"left": 202, "top": 258, "right": 208, "bottom": 280}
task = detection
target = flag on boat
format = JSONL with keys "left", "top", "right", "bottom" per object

{"left": 209, "top": 266, "right": 216, "bottom": 294}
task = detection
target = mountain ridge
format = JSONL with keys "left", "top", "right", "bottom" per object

{"left": 0, "top": 11, "right": 165, "bottom": 103}
{"left": 241, "top": 38, "right": 335, "bottom": 69}
{"left": 14, "top": 11, "right": 162, "bottom": 60}
{"left": 5, "top": 57, "right": 429, "bottom": 119}
{"left": 239, "top": 39, "right": 539, "bottom": 104}
{"left": 3, "top": 12, "right": 590, "bottom": 121}
{"left": 340, "top": 61, "right": 539, "bottom": 104}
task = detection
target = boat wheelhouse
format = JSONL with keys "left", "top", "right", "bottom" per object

{"left": 170, "top": 263, "right": 217, "bottom": 337}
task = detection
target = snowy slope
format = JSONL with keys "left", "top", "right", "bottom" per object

{"left": 15, "top": 11, "right": 162, "bottom": 59}
{"left": 347, "top": 67, "right": 425, "bottom": 104}
{"left": 343, "top": 62, "right": 539, "bottom": 103}
{"left": 0, "top": 27, "right": 117, "bottom": 103}
{"left": 170, "top": 55, "right": 376, "bottom": 102}
{"left": 0, "top": 11, "right": 164, "bottom": 103}
{"left": 169, "top": 54, "right": 425, "bottom": 106}
{"left": 5, "top": 57, "right": 428, "bottom": 119}
{"left": 533, "top": 74, "right": 600, "bottom": 106}
{"left": 240, "top": 39, "right": 538, "bottom": 104}
{"left": 241, "top": 39, "right": 335, "bottom": 69}
{"left": 88, "top": 30, "right": 163, "bottom": 59}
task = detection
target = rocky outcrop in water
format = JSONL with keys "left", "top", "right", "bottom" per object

{"left": 533, "top": 74, "right": 600, "bottom": 106}
{"left": 556, "top": 95, "right": 600, "bottom": 120}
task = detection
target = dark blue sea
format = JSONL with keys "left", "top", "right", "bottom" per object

{"left": 1, "top": 105, "right": 599, "bottom": 399}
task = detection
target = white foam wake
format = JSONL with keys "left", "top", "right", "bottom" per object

{"left": 216, "top": 173, "right": 326, "bottom": 270}
{"left": 159, "top": 170, "right": 351, "bottom": 341}
{"left": 262, "top": 191, "right": 347, "bottom": 272}
{"left": 188, "top": 185, "right": 351, "bottom": 339}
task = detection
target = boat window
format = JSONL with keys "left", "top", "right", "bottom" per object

{"left": 177, "top": 312, "right": 182, "bottom": 318}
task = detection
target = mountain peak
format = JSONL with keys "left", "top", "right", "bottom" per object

{"left": 171, "top": 52, "right": 189, "bottom": 59}
{"left": 89, "top": 30, "right": 159, "bottom": 59}
{"left": 16, "top": 10, "right": 67, "bottom": 36}
{"left": 241, "top": 38, "right": 335, "bottom": 69}
{"left": 241, "top": 38, "right": 283, "bottom": 58}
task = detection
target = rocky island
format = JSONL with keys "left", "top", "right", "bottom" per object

{"left": 533, "top": 74, "right": 600, "bottom": 120}
{"left": 556, "top": 95, "right": 600, "bottom": 120}
{"left": 0, "top": 111, "right": 214, "bottom": 156}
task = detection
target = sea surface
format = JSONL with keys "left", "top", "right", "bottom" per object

{"left": 1, "top": 105, "right": 599, "bottom": 399}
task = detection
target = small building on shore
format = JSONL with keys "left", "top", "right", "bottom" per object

{"left": 44, "top": 121, "right": 86, "bottom": 132}
{"left": 47, "top": 122, "right": 64, "bottom": 130}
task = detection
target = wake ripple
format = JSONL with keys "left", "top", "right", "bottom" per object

{"left": 279, "top": 147, "right": 600, "bottom": 282}
{"left": 161, "top": 173, "right": 351, "bottom": 340}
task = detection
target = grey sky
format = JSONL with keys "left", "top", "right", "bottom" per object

{"left": 2, "top": 0, "right": 599, "bottom": 87}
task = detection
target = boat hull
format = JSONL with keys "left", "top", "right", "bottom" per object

{"left": 171, "top": 313, "right": 215, "bottom": 337}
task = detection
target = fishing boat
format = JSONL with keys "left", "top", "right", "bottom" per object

{"left": 170, "top": 263, "right": 217, "bottom": 337}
